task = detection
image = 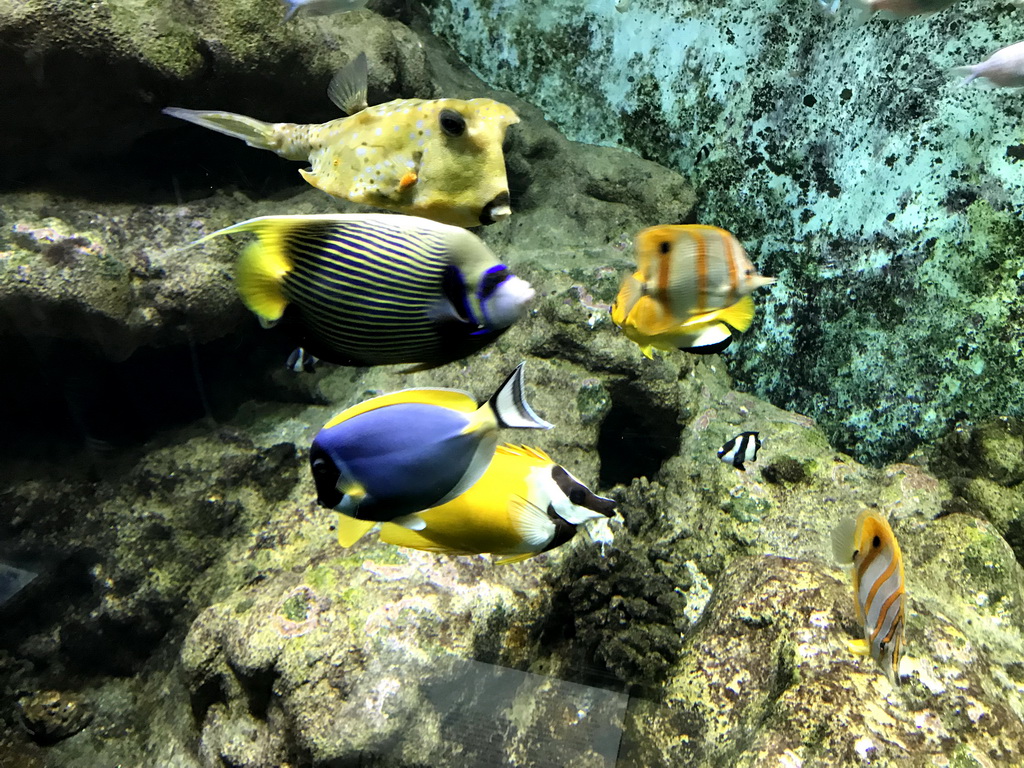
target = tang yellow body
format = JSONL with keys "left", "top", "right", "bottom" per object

{"left": 336, "top": 445, "right": 616, "bottom": 563}
{"left": 611, "top": 225, "right": 775, "bottom": 357}
{"left": 832, "top": 508, "right": 907, "bottom": 685}
{"left": 163, "top": 54, "right": 518, "bottom": 228}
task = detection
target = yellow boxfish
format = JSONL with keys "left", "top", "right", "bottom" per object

{"left": 196, "top": 213, "right": 534, "bottom": 371}
{"left": 163, "top": 53, "right": 518, "bottom": 227}
{"left": 335, "top": 444, "right": 616, "bottom": 563}
{"left": 611, "top": 224, "right": 775, "bottom": 357}
{"left": 832, "top": 508, "right": 907, "bottom": 685}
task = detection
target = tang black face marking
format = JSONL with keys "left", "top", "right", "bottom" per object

{"left": 439, "top": 109, "right": 467, "bottom": 137}
{"left": 310, "top": 446, "right": 343, "bottom": 509}
{"left": 872, "top": 535, "right": 881, "bottom": 548}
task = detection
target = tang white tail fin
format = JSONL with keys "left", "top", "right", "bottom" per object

{"left": 489, "top": 362, "right": 552, "bottom": 430}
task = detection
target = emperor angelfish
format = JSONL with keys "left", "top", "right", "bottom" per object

{"left": 718, "top": 431, "right": 760, "bottom": 471}
{"left": 336, "top": 444, "right": 616, "bottom": 563}
{"left": 831, "top": 508, "right": 907, "bottom": 685}
{"left": 197, "top": 214, "right": 534, "bottom": 371}
{"left": 310, "top": 363, "right": 552, "bottom": 527}
{"left": 611, "top": 225, "right": 775, "bottom": 358}
{"left": 163, "top": 53, "right": 518, "bottom": 227}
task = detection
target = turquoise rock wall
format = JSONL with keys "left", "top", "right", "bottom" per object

{"left": 425, "top": 0, "right": 1024, "bottom": 463}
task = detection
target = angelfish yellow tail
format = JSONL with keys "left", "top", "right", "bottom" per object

{"left": 198, "top": 216, "right": 300, "bottom": 324}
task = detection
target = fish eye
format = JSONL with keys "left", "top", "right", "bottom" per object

{"left": 872, "top": 535, "right": 881, "bottom": 548}
{"left": 658, "top": 241, "right": 671, "bottom": 255}
{"left": 439, "top": 109, "right": 467, "bottom": 137}
{"left": 312, "top": 458, "right": 332, "bottom": 475}
{"left": 745, "top": 268, "right": 754, "bottom": 277}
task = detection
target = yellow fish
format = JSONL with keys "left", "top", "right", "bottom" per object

{"left": 336, "top": 445, "right": 615, "bottom": 564}
{"left": 831, "top": 508, "right": 907, "bottom": 685}
{"left": 163, "top": 53, "right": 518, "bottom": 228}
{"left": 611, "top": 224, "right": 775, "bottom": 357}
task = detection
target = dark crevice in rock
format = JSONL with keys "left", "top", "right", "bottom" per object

{"left": 596, "top": 380, "right": 681, "bottom": 488}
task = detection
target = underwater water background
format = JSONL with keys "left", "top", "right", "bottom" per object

{"left": 1, "top": 0, "right": 1024, "bottom": 765}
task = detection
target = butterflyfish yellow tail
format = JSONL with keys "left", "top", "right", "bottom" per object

{"left": 681, "top": 295, "right": 757, "bottom": 334}
{"left": 336, "top": 516, "right": 376, "bottom": 548}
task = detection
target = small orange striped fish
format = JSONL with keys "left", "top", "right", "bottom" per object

{"left": 832, "top": 508, "right": 906, "bottom": 685}
{"left": 611, "top": 225, "right": 775, "bottom": 358}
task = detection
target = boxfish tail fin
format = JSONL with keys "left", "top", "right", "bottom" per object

{"left": 162, "top": 107, "right": 306, "bottom": 159}
{"left": 488, "top": 362, "right": 553, "bottom": 430}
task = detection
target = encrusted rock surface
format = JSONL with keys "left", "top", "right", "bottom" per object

{"left": 424, "top": 0, "right": 1024, "bottom": 463}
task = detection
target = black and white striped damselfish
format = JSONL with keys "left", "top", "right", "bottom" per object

{"left": 718, "top": 431, "right": 760, "bottom": 471}
{"left": 831, "top": 508, "right": 906, "bottom": 685}
{"left": 198, "top": 214, "right": 535, "bottom": 371}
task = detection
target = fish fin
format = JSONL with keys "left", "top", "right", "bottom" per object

{"left": 676, "top": 323, "right": 734, "bottom": 354}
{"left": 327, "top": 52, "right": 369, "bottom": 115}
{"left": 846, "top": 637, "right": 871, "bottom": 656}
{"left": 497, "top": 444, "right": 553, "bottom": 463}
{"left": 336, "top": 516, "right": 376, "bottom": 547}
{"left": 488, "top": 362, "right": 553, "bottom": 430}
{"left": 680, "top": 295, "right": 756, "bottom": 333}
{"left": 510, "top": 495, "right": 556, "bottom": 548}
{"left": 323, "top": 388, "right": 477, "bottom": 429}
{"left": 950, "top": 65, "right": 978, "bottom": 85}
{"left": 162, "top": 108, "right": 284, "bottom": 154}
{"left": 611, "top": 273, "right": 645, "bottom": 326}
{"left": 640, "top": 345, "right": 656, "bottom": 359}
{"left": 831, "top": 515, "right": 859, "bottom": 564}
{"left": 233, "top": 234, "right": 294, "bottom": 324}
{"left": 281, "top": 0, "right": 298, "bottom": 21}
{"left": 494, "top": 552, "right": 539, "bottom": 565}
{"left": 390, "top": 513, "right": 427, "bottom": 531}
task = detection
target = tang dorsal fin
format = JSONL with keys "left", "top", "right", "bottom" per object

{"left": 323, "top": 388, "right": 477, "bottom": 430}
{"left": 328, "top": 52, "right": 369, "bottom": 115}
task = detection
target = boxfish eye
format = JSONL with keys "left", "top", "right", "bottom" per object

{"left": 439, "top": 109, "right": 466, "bottom": 137}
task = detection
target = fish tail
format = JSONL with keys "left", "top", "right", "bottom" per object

{"left": 199, "top": 216, "right": 297, "bottom": 324}
{"left": 949, "top": 65, "right": 978, "bottom": 85}
{"left": 488, "top": 362, "right": 552, "bottom": 430}
{"left": 162, "top": 107, "right": 307, "bottom": 160}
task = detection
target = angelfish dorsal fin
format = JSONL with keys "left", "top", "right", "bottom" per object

{"left": 328, "top": 52, "right": 369, "bottom": 115}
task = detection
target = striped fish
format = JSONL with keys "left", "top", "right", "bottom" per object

{"left": 831, "top": 508, "right": 906, "bottom": 685}
{"left": 611, "top": 225, "right": 775, "bottom": 358}
{"left": 198, "top": 214, "right": 534, "bottom": 371}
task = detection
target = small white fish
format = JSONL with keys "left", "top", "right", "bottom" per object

{"left": 952, "top": 41, "right": 1024, "bottom": 88}
{"left": 718, "top": 432, "right": 760, "bottom": 471}
{"left": 281, "top": 0, "right": 368, "bottom": 21}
